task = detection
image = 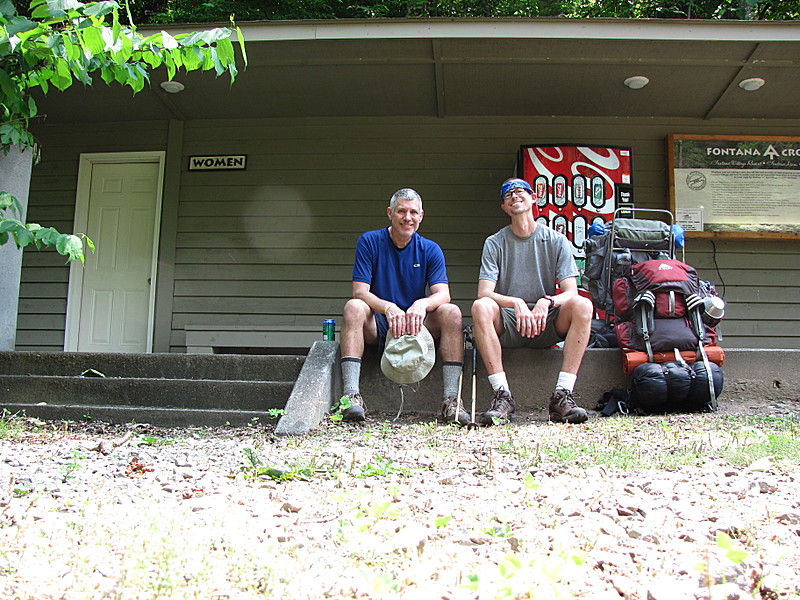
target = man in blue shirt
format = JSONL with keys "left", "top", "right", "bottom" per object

{"left": 340, "top": 188, "right": 467, "bottom": 424}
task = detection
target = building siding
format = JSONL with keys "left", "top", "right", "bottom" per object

{"left": 18, "top": 116, "right": 800, "bottom": 351}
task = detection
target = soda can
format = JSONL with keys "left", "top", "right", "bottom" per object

{"left": 323, "top": 319, "right": 336, "bottom": 341}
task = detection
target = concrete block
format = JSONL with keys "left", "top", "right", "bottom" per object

{"left": 275, "top": 341, "right": 340, "bottom": 435}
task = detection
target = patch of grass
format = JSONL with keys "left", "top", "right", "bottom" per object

{"left": 721, "top": 431, "right": 800, "bottom": 467}
{"left": 241, "top": 446, "right": 320, "bottom": 482}
{"left": 358, "top": 455, "right": 408, "bottom": 479}
{"left": 0, "top": 410, "right": 27, "bottom": 440}
{"left": 141, "top": 436, "right": 175, "bottom": 447}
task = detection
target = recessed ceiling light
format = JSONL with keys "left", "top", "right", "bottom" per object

{"left": 738, "top": 77, "right": 765, "bottom": 91}
{"left": 160, "top": 80, "right": 185, "bottom": 94}
{"left": 623, "top": 76, "right": 650, "bottom": 90}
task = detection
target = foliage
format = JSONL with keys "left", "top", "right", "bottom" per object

{"left": 131, "top": 0, "right": 800, "bottom": 23}
{"left": 0, "top": 409, "right": 27, "bottom": 439}
{"left": 0, "top": 0, "right": 246, "bottom": 262}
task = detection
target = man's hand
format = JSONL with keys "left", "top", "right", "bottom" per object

{"left": 384, "top": 303, "right": 407, "bottom": 339}
{"left": 404, "top": 299, "right": 429, "bottom": 336}
{"left": 514, "top": 298, "right": 549, "bottom": 338}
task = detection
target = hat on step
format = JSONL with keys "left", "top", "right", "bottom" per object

{"left": 381, "top": 326, "right": 436, "bottom": 384}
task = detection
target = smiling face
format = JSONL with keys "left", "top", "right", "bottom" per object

{"left": 500, "top": 185, "right": 534, "bottom": 217}
{"left": 387, "top": 197, "right": 424, "bottom": 241}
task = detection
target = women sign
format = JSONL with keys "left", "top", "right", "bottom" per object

{"left": 518, "top": 144, "right": 634, "bottom": 257}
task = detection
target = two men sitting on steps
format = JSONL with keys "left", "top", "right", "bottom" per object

{"left": 339, "top": 181, "right": 593, "bottom": 426}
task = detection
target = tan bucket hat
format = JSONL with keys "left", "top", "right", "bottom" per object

{"left": 380, "top": 326, "right": 436, "bottom": 384}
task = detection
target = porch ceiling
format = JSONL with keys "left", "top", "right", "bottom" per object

{"left": 32, "top": 18, "right": 800, "bottom": 124}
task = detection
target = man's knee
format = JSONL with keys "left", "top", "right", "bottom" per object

{"left": 573, "top": 295, "right": 594, "bottom": 323}
{"left": 429, "top": 302, "right": 463, "bottom": 333}
{"left": 343, "top": 298, "right": 371, "bottom": 325}
{"left": 471, "top": 297, "right": 498, "bottom": 322}
{"left": 562, "top": 294, "right": 593, "bottom": 327}
{"left": 440, "top": 302, "right": 462, "bottom": 324}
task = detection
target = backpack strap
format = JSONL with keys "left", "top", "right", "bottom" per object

{"left": 596, "top": 388, "right": 630, "bottom": 416}
{"left": 686, "top": 300, "right": 718, "bottom": 411}
{"left": 634, "top": 291, "right": 656, "bottom": 362}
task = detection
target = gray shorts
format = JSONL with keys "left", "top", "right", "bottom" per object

{"left": 499, "top": 304, "right": 563, "bottom": 349}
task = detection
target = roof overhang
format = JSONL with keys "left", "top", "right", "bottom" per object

{"left": 32, "top": 18, "right": 800, "bottom": 124}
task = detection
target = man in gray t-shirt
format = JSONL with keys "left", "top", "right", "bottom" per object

{"left": 471, "top": 178, "right": 593, "bottom": 425}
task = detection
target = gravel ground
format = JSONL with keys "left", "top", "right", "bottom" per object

{"left": 1, "top": 396, "right": 799, "bottom": 600}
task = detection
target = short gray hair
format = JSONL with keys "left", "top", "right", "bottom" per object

{"left": 389, "top": 188, "right": 422, "bottom": 212}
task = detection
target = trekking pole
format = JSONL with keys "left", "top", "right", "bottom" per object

{"left": 467, "top": 333, "right": 479, "bottom": 430}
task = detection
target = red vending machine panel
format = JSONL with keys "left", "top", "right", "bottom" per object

{"left": 518, "top": 144, "right": 634, "bottom": 258}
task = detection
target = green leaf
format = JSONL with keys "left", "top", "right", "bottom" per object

{"left": 56, "top": 233, "right": 85, "bottom": 263}
{"left": 34, "top": 225, "right": 59, "bottom": 246}
{"left": 715, "top": 531, "right": 749, "bottom": 564}
{"left": 0, "top": 67, "right": 18, "bottom": 100}
{"left": 141, "top": 50, "right": 162, "bottom": 69}
{"left": 0, "top": 192, "right": 23, "bottom": 217}
{"left": 99, "top": 65, "right": 114, "bottom": 84}
{"left": 235, "top": 25, "right": 248, "bottom": 68}
{"left": 47, "top": 0, "right": 83, "bottom": 12}
{"left": 81, "top": 25, "right": 105, "bottom": 55}
{"left": 163, "top": 52, "right": 175, "bottom": 81}
{"left": 63, "top": 35, "right": 80, "bottom": 61}
{"left": 13, "top": 225, "right": 35, "bottom": 249}
{"left": 0, "top": 0, "right": 16, "bottom": 18}
{"left": 52, "top": 58, "right": 72, "bottom": 90}
{"left": 0, "top": 218, "right": 24, "bottom": 233}
{"left": 160, "top": 30, "right": 178, "bottom": 50}
{"left": 84, "top": 0, "right": 117, "bottom": 18}
{"left": 30, "top": 0, "right": 52, "bottom": 19}
{"left": 113, "top": 28, "right": 132, "bottom": 63}
{"left": 6, "top": 16, "right": 38, "bottom": 36}
{"left": 181, "top": 46, "right": 201, "bottom": 70}
{"left": 216, "top": 36, "right": 234, "bottom": 65}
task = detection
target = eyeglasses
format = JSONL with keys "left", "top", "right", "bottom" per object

{"left": 503, "top": 188, "right": 531, "bottom": 200}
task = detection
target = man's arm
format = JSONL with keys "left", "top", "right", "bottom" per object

{"left": 352, "top": 281, "right": 395, "bottom": 317}
{"left": 477, "top": 278, "right": 559, "bottom": 338}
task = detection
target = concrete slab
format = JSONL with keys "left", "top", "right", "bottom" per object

{"left": 275, "top": 341, "right": 341, "bottom": 435}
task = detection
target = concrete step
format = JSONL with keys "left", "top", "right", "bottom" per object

{"left": 0, "top": 351, "right": 304, "bottom": 381}
{"left": 0, "top": 351, "right": 305, "bottom": 427}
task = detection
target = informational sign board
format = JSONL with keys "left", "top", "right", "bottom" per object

{"left": 518, "top": 144, "right": 634, "bottom": 257}
{"left": 669, "top": 135, "right": 800, "bottom": 238}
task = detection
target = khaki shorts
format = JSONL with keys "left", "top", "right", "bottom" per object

{"left": 499, "top": 304, "right": 563, "bottom": 349}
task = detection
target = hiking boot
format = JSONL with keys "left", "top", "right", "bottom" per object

{"left": 548, "top": 388, "right": 588, "bottom": 424}
{"left": 479, "top": 389, "right": 515, "bottom": 426}
{"left": 339, "top": 393, "right": 366, "bottom": 422}
{"left": 440, "top": 396, "right": 470, "bottom": 426}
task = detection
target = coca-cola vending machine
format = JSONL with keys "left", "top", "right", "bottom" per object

{"left": 518, "top": 144, "right": 634, "bottom": 259}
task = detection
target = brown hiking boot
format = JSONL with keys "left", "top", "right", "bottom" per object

{"left": 479, "top": 389, "right": 515, "bottom": 426}
{"left": 339, "top": 393, "right": 366, "bottom": 422}
{"left": 440, "top": 396, "right": 470, "bottom": 426}
{"left": 548, "top": 388, "right": 588, "bottom": 424}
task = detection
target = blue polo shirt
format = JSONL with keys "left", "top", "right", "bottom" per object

{"left": 352, "top": 228, "right": 448, "bottom": 311}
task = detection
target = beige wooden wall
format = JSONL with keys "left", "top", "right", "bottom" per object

{"left": 18, "top": 116, "right": 800, "bottom": 351}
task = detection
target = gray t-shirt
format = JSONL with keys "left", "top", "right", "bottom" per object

{"left": 479, "top": 224, "right": 579, "bottom": 303}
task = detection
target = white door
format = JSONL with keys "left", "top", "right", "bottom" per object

{"left": 66, "top": 158, "right": 163, "bottom": 353}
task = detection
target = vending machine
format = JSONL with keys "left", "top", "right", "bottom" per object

{"left": 518, "top": 144, "right": 634, "bottom": 259}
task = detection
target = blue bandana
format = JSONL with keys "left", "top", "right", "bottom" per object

{"left": 500, "top": 179, "right": 532, "bottom": 199}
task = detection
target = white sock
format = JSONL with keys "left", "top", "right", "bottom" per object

{"left": 488, "top": 372, "right": 510, "bottom": 393}
{"left": 555, "top": 371, "right": 577, "bottom": 393}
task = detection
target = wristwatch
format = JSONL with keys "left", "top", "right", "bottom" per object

{"left": 543, "top": 295, "right": 555, "bottom": 309}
